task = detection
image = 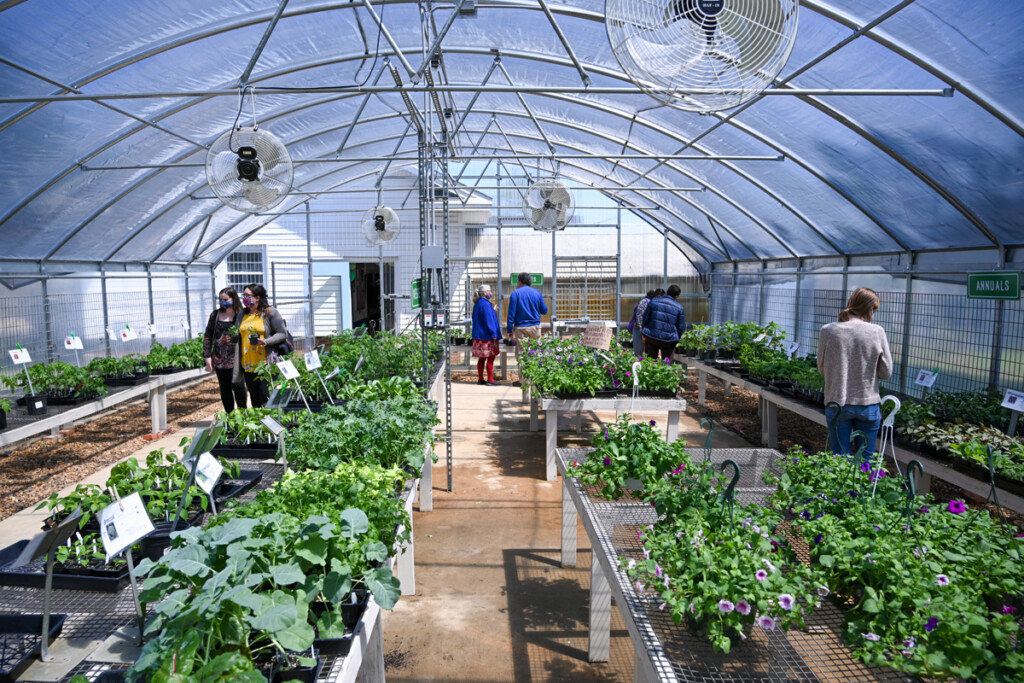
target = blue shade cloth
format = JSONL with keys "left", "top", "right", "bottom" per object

{"left": 0, "top": 1, "right": 1021, "bottom": 264}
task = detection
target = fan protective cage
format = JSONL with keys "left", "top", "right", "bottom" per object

{"left": 361, "top": 206, "right": 401, "bottom": 245}
{"left": 206, "top": 126, "right": 294, "bottom": 212}
{"left": 606, "top": 0, "right": 799, "bottom": 112}
{"left": 522, "top": 178, "right": 575, "bottom": 233}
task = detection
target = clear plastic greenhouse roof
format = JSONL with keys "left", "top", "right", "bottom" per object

{"left": 0, "top": 0, "right": 1021, "bottom": 267}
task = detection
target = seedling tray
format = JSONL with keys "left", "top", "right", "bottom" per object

{"left": 0, "top": 613, "right": 67, "bottom": 683}
{"left": 45, "top": 392, "right": 104, "bottom": 406}
{"left": 215, "top": 469, "right": 264, "bottom": 502}
{"left": 0, "top": 540, "right": 131, "bottom": 593}
{"left": 211, "top": 443, "right": 278, "bottom": 460}
{"left": 149, "top": 366, "right": 186, "bottom": 375}
{"left": 103, "top": 373, "right": 150, "bottom": 387}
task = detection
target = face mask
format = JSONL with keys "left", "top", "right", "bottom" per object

{"left": 219, "top": 300, "right": 232, "bottom": 309}
{"left": 483, "top": 292, "right": 491, "bottom": 299}
{"left": 242, "top": 296, "right": 255, "bottom": 308}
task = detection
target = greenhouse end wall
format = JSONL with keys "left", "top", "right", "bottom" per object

{"left": 709, "top": 253, "right": 1024, "bottom": 398}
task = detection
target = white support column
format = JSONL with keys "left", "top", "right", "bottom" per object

{"left": 530, "top": 399, "right": 539, "bottom": 432}
{"left": 698, "top": 370, "right": 707, "bottom": 406}
{"left": 723, "top": 381, "right": 732, "bottom": 397}
{"left": 561, "top": 480, "right": 577, "bottom": 567}
{"left": 545, "top": 409, "right": 558, "bottom": 480}
{"left": 149, "top": 383, "right": 167, "bottom": 432}
{"left": 588, "top": 549, "right": 611, "bottom": 662}
{"left": 761, "top": 398, "right": 778, "bottom": 448}
{"left": 396, "top": 491, "right": 416, "bottom": 595}
{"left": 419, "top": 456, "right": 433, "bottom": 511}
{"left": 666, "top": 410, "right": 680, "bottom": 443}
{"left": 355, "top": 611, "right": 386, "bottom": 683}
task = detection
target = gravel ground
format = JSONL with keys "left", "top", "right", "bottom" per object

{"left": 0, "top": 377, "right": 222, "bottom": 521}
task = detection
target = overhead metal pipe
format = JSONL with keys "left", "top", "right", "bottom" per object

{"left": 360, "top": 0, "right": 418, "bottom": 80}
{"left": 536, "top": 0, "right": 591, "bottom": 86}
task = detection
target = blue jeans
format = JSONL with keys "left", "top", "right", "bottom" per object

{"left": 826, "top": 403, "right": 881, "bottom": 460}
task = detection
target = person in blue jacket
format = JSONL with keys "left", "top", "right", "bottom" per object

{"left": 507, "top": 272, "right": 548, "bottom": 371}
{"left": 471, "top": 284, "right": 502, "bottom": 385}
{"left": 641, "top": 284, "right": 686, "bottom": 362}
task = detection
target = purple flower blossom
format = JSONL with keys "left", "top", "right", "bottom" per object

{"left": 635, "top": 580, "right": 645, "bottom": 593}
{"left": 625, "top": 371, "right": 632, "bottom": 377}
{"left": 860, "top": 462, "right": 871, "bottom": 473}
{"left": 757, "top": 615, "right": 776, "bottom": 630}
{"left": 873, "top": 525, "right": 881, "bottom": 531}
{"left": 1000, "top": 605, "right": 1017, "bottom": 614}
{"left": 903, "top": 637, "right": 916, "bottom": 649}
{"left": 925, "top": 617, "right": 938, "bottom": 632}
{"left": 643, "top": 548, "right": 650, "bottom": 560}
{"left": 847, "top": 490, "right": 858, "bottom": 498}
{"left": 649, "top": 419, "right": 656, "bottom": 426}
{"left": 603, "top": 456, "right": 611, "bottom": 466}
{"left": 936, "top": 574, "right": 950, "bottom": 586}
{"left": 862, "top": 632, "right": 880, "bottom": 642}
{"left": 736, "top": 600, "right": 751, "bottom": 615}
{"left": 947, "top": 500, "right": 966, "bottom": 514}
{"left": 637, "top": 529, "right": 644, "bottom": 540}
{"left": 718, "top": 599, "right": 735, "bottom": 613}
{"left": 604, "top": 429, "right": 610, "bottom": 441}
{"left": 813, "top": 533, "right": 823, "bottom": 545}
{"left": 778, "top": 594, "right": 795, "bottom": 610}
{"left": 658, "top": 602, "right": 666, "bottom": 611}
{"left": 755, "top": 570, "right": 768, "bottom": 581}
{"left": 917, "top": 506, "right": 930, "bottom": 514}
{"left": 817, "top": 586, "right": 830, "bottom": 597}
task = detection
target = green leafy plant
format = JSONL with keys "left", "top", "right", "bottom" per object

{"left": 518, "top": 337, "right": 608, "bottom": 396}
{"left": 87, "top": 353, "right": 148, "bottom": 378}
{"left": 334, "top": 376, "right": 422, "bottom": 401}
{"left": 1, "top": 360, "right": 108, "bottom": 398}
{"left": 0, "top": 396, "right": 13, "bottom": 413}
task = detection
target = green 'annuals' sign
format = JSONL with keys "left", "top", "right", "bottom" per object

{"left": 967, "top": 272, "right": 1020, "bottom": 300}
{"left": 510, "top": 273, "right": 544, "bottom": 288}
{"left": 411, "top": 278, "right": 422, "bottom": 310}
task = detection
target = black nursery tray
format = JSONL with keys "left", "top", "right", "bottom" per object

{"left": 214, "top": 469, "right": 264, "bottom": 502}
{"left": 311, "top": 591, "right": 369, "bottom": 656}
{"left": 550, "top": 390, "right": 617, "bottom": 400}
{"left": 211, "top": 442, "right": 279, "bottom": 460}
{"left": 149, "top": 366, "right": 186, "bottom": 375}
{"left": 103, "top": 373, "right": 150, "bottom": 387}
{"left": 0, "top": 540, "right": 130, "bottom": 592}
{"left": 0, "top": 613, "right": 67, "bottom": 683}
{"left": 45, "top": 392, "right": 104, "bottom": 406}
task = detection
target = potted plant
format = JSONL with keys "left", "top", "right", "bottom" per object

{"left": 0, "top": 396, "right": 10, "bottom": 430}
{"left": 225, "top": 325, "right": 240, "bottom": 342}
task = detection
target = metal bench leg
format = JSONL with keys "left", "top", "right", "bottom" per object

{"left": 588, "top": 550, "right": 610, "bottom": 662}
{"left": 561, "top": 480, "right": 577, "bottom": 567}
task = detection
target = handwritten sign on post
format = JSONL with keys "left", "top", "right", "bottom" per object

{"left": 581, "top": 325, "right": 612, "bottom": 350}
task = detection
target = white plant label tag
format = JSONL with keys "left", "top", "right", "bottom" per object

{"left": 106, "top": 327, "right": 117, "bottom": 341}
{"left": 147, "top": 323, "right": 157, "bottom": 335}
{"left": 1001, "top": 389, "right": 1024, "bottom": 411}
{"left": 277, "top": 359, "right": 300, "bottom": 380}
{"left": 785, "top": 341, "right": 800, "bottom": 357}
{"left": 304, "top": 350, "right": 322, "bottom": 371}
{"left": 914, "top": 369, "right": 938, "bottom": 388}
{"left": 8, "top": 348, "right": 31, "bottom": 364}
{"left": 120, "top": 326, "right": 138, "bottom": 342}
{"left": 98, "top": 492, "right": 154, "bottom": 561}
{"left": 64, "top": 336, "right": 84, "bottom": 350}
{"left": 752, "top": 333, "right": 767, "bottom": 343}
{"left": 180, "top": 319, "right": 190, "bottom": 331}
{"left": 260, "top": 415, "right": 286, "bottom": 437}
{"left": 193, "top": 451, "right": 224, "bottom": 495}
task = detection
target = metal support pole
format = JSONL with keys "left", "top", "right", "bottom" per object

{"left": 758, "top": 260, "right": 766, "bottom": 325}
{"left": 615, "top": 208, "right": 622, "bottom": 326}
{"left": 988, "top": 249, "right": 1008, "bottom": 390}
{"left": 663, "top": 228, "right": 669, "bottom": 291}
{"left": 101, "top": 265, "right": 111, "bottom": 358}
{"left": 551, "top": 231, "right": 557, "bottom": 328}
{"left": 40, "top": 268, "right": 55, "bottom": 362}
{"left": 147, "top": 264, "right": 157, "bottom": 332}
{"left": 794, "top": 258, "right": 802, "bottom": 341}
{"left": 183, "top": 266, "right": 193, "bottom": 340}
{"left": 305, "top": 201, "right": 315, "bottom": 350}
{"left": 898, "top": 252, "right": 915, "bottom": 394}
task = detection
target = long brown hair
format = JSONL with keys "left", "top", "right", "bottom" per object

{"left": 245, "top": 283, "right": 270, "bottom": 313}
{"left": 219, "top": 287, "right": 242, "bottom": 317}
{"left": 839, "top": 287, "right": 880, "bottom": 322}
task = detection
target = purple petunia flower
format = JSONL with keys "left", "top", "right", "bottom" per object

{"left": 862, "top": 632, "right": 881, "bottom": 642}
{"left": 817, "top": 586, "right": 830, "bottom": 597}
{"left": 637, "top": 529, "right": 644, "bottom": 540}
{"left": 812, "top": 533, "right": 823, "bottom": 545}
{"left": 649, "top": 419, "right": 656, "bottom": 426}
{"left": 925, "top": 617, "right": 939, "bottom": 632}
{"left": 903, "top": 637, "right": 916, "bottom": 649}
{"left": 755, "top": 570, "right": 768, "bottom": 582}
{"left": 635, "top": 580, "right": 645, "bottom": 593}
{"left": 917, "top": 506, "right": 930, "bottom": 514}
{"left": 736, "top": 600, "right": 751, "bottom": 615}
{"left": 1000, "top": 605, "right": 1017, "bottom": 614}
{"left": 757, "top": 615, "right": 776, "bottom": 630}
{"left": 659, "top": 602, "right": 666, "bottom": 611}
{"left": 947, "top": 500, "right": 966, "bottom": 514}
{"left": 604, "top": 429, "right": 610, "bottom": 440}
{"left": 936, "top": 574, "right": 950, "bottom": 586}
{"left": 603, "top": 456, "right": 611, "bottom": 466}
{"left": 718, "top": 599, "right": 735, "bottom": 613}
{"left": 860, "top": 462, "right": 871, "bottom": 473}
{"left": 778, "top": 594, "right": 795, "bottom": 610}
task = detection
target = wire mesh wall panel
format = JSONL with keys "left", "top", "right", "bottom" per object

{"left": 997, "top": 299, "right": 1024, "bottom": 392}
{"left": 447, "top": 259, "right": 498, "bottom": 325}
{"left": 0, "top": 295, "right": 47, "bottom": 379}
{"left": 98, "top": 290, "right": 157, "bottom": 358}
{"left": 48, "top": 292, "right": 109, "bottom": 366}
{"left": 555, "top": 258, "right": 617, "bottom": 321}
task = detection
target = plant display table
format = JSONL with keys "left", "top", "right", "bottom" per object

{"left": 680, "top": 358, "right": 1024, "bottom": 515}
{"left": 448, "top": 344, "right": 509, "bottom": 380}
{"left": 0, "top": 368, "right": 207, "bottom": 448}
{"left": 530, "top": 395, "right": 687, "bottom": 480}
{"left": 555, "top": 447, "right": 913, "bottom": 682}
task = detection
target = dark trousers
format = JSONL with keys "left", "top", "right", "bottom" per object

{"left": 215, "top": 368, "right": 248, "bottom": 412}
{"left": 643, "top": 336, "right": 678, "bottom": 362}
{"left": 243, "top": 371, "right": 269, "bottom": 408}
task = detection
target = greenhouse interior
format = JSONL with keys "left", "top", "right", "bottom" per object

{"left": 0, "top": 0, "right": 1022, "bottom": 681}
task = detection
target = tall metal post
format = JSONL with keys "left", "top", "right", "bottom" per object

{"left": 147, "top": 264, "right": 156, "bottom": 330}
{"left": 663, "top": 228, "right": 669, "bottom": 291}
{"left": 496, "top": 168, "right": 503, "bottom": 326}
{"left": 794, "top": 258, "right": 802, "bottom": 341}
{"left": 898, "top": 252, "right": 915, "bottom": 394}
{"left": 551, "top": 231, "right": 557, "bottom": 327}
{"left": 40, "top": 267, "right": 55, "bottom": 362}
{"left": 101, "top": 264, "right": 111, "bottom": 358}
{"left": 183, "top": 266, "right": 193, "bottom": 340}
{"left": 615, "top": 207, "right": 622, "bottom": 326}
{"left": 988, "top": 248, "right": 1008, "bottom": 390}
{"left": 758, "top": 260, "right": 766, "bottom": 325}
{"left": 305, "top": 201, "right": 315, "bottom": 349}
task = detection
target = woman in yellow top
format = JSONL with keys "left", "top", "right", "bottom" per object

{"left": 231, "top": 283, "right": 289, "bottom": 407}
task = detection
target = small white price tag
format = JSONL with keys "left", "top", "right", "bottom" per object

{"left": 180, "top": 318, "right": 190, "bottom": 331}
{"left": 193, "top": 452, "right": 225, "bottom": 496}
{"left": 786, "top": 341, "right": 800, "bottom": 357}
{"left": 914, "top": 369, "right": 938, "bottom": 388}
{"left": 119, "top": 325, "right": 138, "bottom": 342}
{"left": 277, "top": 359, "right": 300, "bottom": 380}
{"left": 64, "top": 335, "right": 84, "bottom": 350}
{"left": 147, "top": 323, "right": 157, "bottom": 335}
{"left": 752, "top": 333, "right": 767, "bottom": 343}
{"left": 304, "top": 350, "right": 322, "bottom": 371}
{"left": 260, "top": 415, "right": 286, "bottom": 437}
{"left": 106, "top": 327, "right": 117, "bottom": 341}
{"left": 8, "top": 348, "right": 31, "bottom": 364}
{"left": 1001, "top": 389, "right": 1024, "bottom": 411}
{"left": 98, "top": 492, "right": 155, "bottom": 561}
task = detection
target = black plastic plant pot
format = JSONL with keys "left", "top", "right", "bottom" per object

{"left": 140, "top": 519, "right": 191, "bottom": 563}
{"left": 0, "top": 409, "right": 6, "bottom": 432}
{"left": 0, "top": 613, "right": 68, "bottom": 683}
{"left": 94, "top": 672, "right": 128, "bottom": 683}
{"left": 637, "top": 389, "right": 678, "bottom": 398}
{"left": 24, "top": 394, "right": 46, "bottom": 416}
{"left": 249, "top": 334, "right": 260, "bottom": 345}
{"left": 271, "top": 654, "right": 323, "bottom": 683}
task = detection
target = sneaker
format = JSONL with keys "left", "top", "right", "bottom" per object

{"left": 477, "top": 379, "right": 487, "bottom": 385}
{"left": 486, "top": 380, "right": 499, "bottom": 386}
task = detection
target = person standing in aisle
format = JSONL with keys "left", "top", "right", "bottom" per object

{"left": 471, "top": 284, "right": 502, "bottom": 386}
{"left": 507, "top": 272, "right": 548, "bottom": 382}
{"left": 628, "top": 289, "right": 660, "bottom": 357}
{"left": 641, "top": 284, "right": 685, "bottom": 362}
{"left": 233, "top": 284, "right": 288, "bottom": 408}
{"left": 203, "top": 287, "right": 247, "bottom": 412}
{"left": 818, "top": 287, "right": 893, "bottom": 460}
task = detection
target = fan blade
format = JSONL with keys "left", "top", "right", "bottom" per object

{"left": 242, "top": 182, "right": 279, "bottom": 207}
{"left": 526, "top": 190, "right": 548, "bottom": 210}
{"left": 718, "top": 1, "right": 786, "bottom": 77}
{"left": 547, "top": 187, "right": 572, "bottom": 206}
{"left": 252, "top": 133, "right": 282, "bottom": 172}
{"left": 538, "top": 210, "right": 557, "bottom": 231}
{"left": 209, "top": 151, "right": 238, "bottom": 185}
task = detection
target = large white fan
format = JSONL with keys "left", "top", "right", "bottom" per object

{"left": 522, "top": 178, "right": 574, "bottom": 232}
{"left": 606, "top": 0, "right": 800, "bottom": 112}
{"left": 361, "top": 207, "right": 401, "bottom": 246}
{"left": 206, "top": 126, "right": 293, "bottom": 212}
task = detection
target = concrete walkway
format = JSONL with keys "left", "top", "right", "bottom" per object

{"left": 381, "top": 379, "right": 752, "bottom": 682}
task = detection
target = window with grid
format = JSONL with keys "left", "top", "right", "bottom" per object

{"left": 226, "top": 249, "right": 264, "bottom": 290}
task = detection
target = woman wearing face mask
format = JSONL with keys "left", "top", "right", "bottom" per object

{"left": 471, "top": 284, "right": 502, "bottom": 385}
{"left": 203, "top": 287, "right": 247, "bottom": 412}
{"left": 232, "top": 283, "right": 288, "bottom": 408}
